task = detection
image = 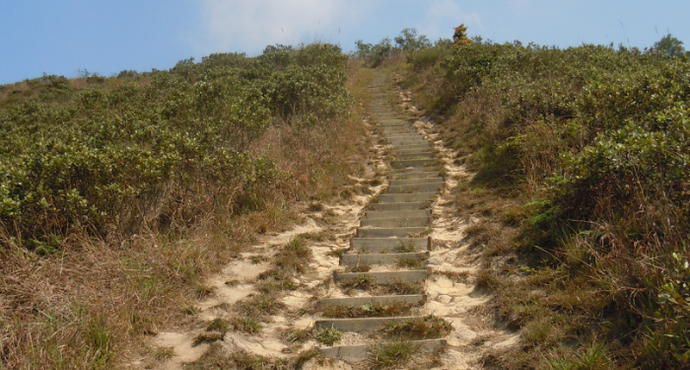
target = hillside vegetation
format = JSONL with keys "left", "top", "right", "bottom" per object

{"left": 360, "top": 30, "right": 690, "bottom": 369}
{"left": 0, "top": 44, "right": 370, "bottom": 368}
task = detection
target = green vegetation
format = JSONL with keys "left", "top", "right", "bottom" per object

{"left": 256, "top": 237, "right": 311, "bottom": 293}
{"left": 371, "top": 30, "right": 690, "bottom": 369}
{"left": 367, "top": 340, "right": 418, "bottom": 369}
{"left": 322, "top": 301, "right": 417, "bottom": 318}
{"left": 315, "top": 326, "right": 342, "bottom": 346}
{"left": 376, "top": 315, "right": 452, "bottom": 340}
{"left": 0, "top": 43, "right": 370, "bottom": 369}
{"left": 185, "top": 343, "right": 320, "bottom": 370}
{"left": 0, "top": 44, "right": 349, "bottom": 245}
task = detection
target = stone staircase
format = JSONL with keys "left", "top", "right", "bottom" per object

{"left": 315, "top": 73, "right": 447, "bottom": 361}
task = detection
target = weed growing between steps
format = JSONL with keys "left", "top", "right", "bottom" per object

{"left": 366, "top": 340, "right": 444, "bottom": 370}
{"left": 341, "top": 276, "right": 425, "bottom": 296}
{"left": 383, "top": 33, "right": 690, "bottom": 369}
{"left": 395, "top": 255, "right": 427, "bottom": 270}
{"left": 367, "top": 341, "right": 418, "bottom": 370}
{"left": 322, "top": 302, "right": 419, "bottom": 318}
{"left": 375, "top": 315, "right": 452, "bottom": 340}
{"left": 316, "top": 327, "right": 343, "bottom": 346}
{"left": 184, "top": 343, "right": 321, "bottom": 370}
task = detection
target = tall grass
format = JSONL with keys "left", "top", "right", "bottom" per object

{"left": 0, "top": 44, "right": 371, "bottom": 368}
{"left": 396, "top": 37, "right": 690, "bottom": 368}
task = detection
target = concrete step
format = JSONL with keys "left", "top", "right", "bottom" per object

{"left": 335, "top": 270, "right": 429, "bottom": 284}
{"left": 340, "top": 252, "right": 429, "bottom": 266}
{"left": 393, "top": 142, "right": 432, "bottom": 149}
{"left": 377, "top": 121, "right": 409, "bottom": 126}
{"left": 389, "top": 177, "right": 443, "bottom": 186}
{"left": 356, "top": 227, "right": 427, "bottom": 238}
{"left": 378, "top": 192, "right": 436, "bottom": 203}
{"left": 394, "top": 149, "right": 433, "bottom": 156}
{"left": 387, "top": 138, "right": 429, "bottom": 146}
{"left": 350, "top": 237, "right": 431, "bottom": 253}
{"left": 318, "top": 294, "right": 426, "bottom": 308}
{"left": 384, "top": 132, "right": 418, "bottom": 137}
{"left": 390, "top": 159, "right": 436, "bottom": 169}
{"left": 319, "top": 339, "right": 447, "bottom": 361}
{"left": 390, "top": 172, "right": 441, "bottom": 181}
{"left": 385, "top": 132, "right": 424, "bottom": 138}
{"left": 315, "top": 316, "right": 420, "bottom": 333}
{"left": 366, "top": 202, "right": 430, "bottom": 212}
{"left": 360, "top": 216, "right": 430, "bottom": 228}
{"left": 394, "top": 152, "right": 435, "bottom": 160}
{"left": 365, "top": 209, "right": 431, "bottom": 219}
{"left": 385, "top": 136, "right": 426, "bottom": 142}
{"left": 387, "top": 182, "right": 444, "bottom": 194}
{"left": 394, "top": 142, "right": 431, "bottom": 148}
{"left": 381, "top": 126, "right": 415, "bottom": 132}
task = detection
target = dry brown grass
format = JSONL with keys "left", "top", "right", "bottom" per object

{"left": 322, "top": 301, "right": 418, "bottom": 318}
{"left": 0, "top": 62, "right": 375, "bottom": 369}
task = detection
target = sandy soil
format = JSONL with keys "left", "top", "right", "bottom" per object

{"left": 147, "top": 77, "right": 518, "bottom": 370}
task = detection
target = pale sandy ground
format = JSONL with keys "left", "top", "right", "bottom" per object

{"left": 143, "top": 83, "right": 518, "bottom": 370}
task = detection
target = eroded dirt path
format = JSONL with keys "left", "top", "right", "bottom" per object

{"left": 146, "top": 70, "right": 516, "bottom": 370}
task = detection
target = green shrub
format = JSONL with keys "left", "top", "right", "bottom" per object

{"left": 400, "top": 35, "right": 690, "bottom": 368}
{"left": 0, "top": 44, "right": 350, "bottom": 248}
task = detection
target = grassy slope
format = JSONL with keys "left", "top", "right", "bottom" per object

{"left": 0, "top": 46, "right": 370, "bottom": 369}
{"left": 389, "top": 42, "right": 690, "bottom": 369}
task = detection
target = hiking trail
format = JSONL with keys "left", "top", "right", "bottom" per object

{"left": 148, "top": 71, "right": 517, "bottom": 370}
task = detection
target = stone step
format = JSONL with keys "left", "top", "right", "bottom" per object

{"left": 360, "top": 216, "right": 430, "bottom": 228}
{"left": 365, "top": 209, "right": 431, "bottom": 219}
{"left": 393, "top": 142, "right": 431, "bottom": 148}
{"left": 389, "top": 177, "right": 443, "bottom": 186}
{"left": 377, "top": 121, "right": 410, "bottom": 126}
{"left": 394, "top": 152, "right": 435, "bottom": 160}
{"left": 350, "top": 237, "right": 431, "bottom": 253}
{"left": 384, "top": 132, "right": 419, "bottom": 138}
{"left": 319, "top": 339, "right": 447, "bottom": 361}
{"left": 378, "top": 123, "right": 406, "bottom": 126}
{"left": 381, "top": 126, "right": 415, "bottom": 132}
{"left": 366, "top": 202, "right": 430, "bottom": 212}
{"left": 340, "top": 252, "right": 429, "bottom": 266}
{"left": 380, "top": 126, "right": 416, "bottom": 130}
{"left": 390, "top": 159, "right": 436, "bottom": 169}
{"left": 387, "top": 138, "right": 429, "bottom": 146}
{"left": 394, "top": 148, "right": 433, "bottom": 156}
{"left": 315, "top": 316, "right": 420, "bottom": 333}
{"left": 385, "top": 135, "right": 426, "bottom": 142}
{"left": 356, "top": 227, "right": 427, "bottom": 238}
{"left": 387, "top": 182, "right": 444, "bottom": 194}
{"left": 390, "top": 172, "right": 441, "bottom": 180}
{"left": 334, "top": 270, "right": 429, "bottom": 284}
{"left": 393, "top": 141, "right": 433, "bottom": 151}
{"left": 378, "top": 192, "right": 436, "bottom": 203}
{"left": 318, "top": 294, "right": 427, "bottom": 307}
{"left": 385, "top": 132, "right": 423, "bottom": 138}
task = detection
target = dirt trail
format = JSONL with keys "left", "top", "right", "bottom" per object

{"left": 145, "top": 70, "right": 517, "bottom": 370}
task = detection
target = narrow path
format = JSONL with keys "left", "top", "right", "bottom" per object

{"left": 314, "top": 72, "right": 447, "bottom": 361}
{"left": 147, "top": 70, "right": 517, "bottom": 370}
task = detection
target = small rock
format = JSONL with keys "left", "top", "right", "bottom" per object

{"left": 438, "top": 295, "right": 452, "bottom": 304}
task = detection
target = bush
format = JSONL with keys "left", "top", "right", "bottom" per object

{"left": 0, "top": 44, "right": 351, "bottom": 248}
{"left": 401, "top": 36, "right": 690, "bottom": 368}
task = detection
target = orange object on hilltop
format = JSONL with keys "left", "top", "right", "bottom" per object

{"left": 452, "top": 24, "right": 472, "bottom": 49}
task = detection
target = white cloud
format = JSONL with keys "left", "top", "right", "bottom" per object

{"left": 198, "top": 0, "right": 368, "bottom": 55}
{"left": 419, "top": 0, "right": 483, "bottom": 41}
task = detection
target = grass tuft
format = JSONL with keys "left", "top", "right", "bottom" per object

{"left": 368, "top": 340, "right": 418, "bottom": 369}
{"left": 316, "top": 327, "right": 342, "bottom": 346}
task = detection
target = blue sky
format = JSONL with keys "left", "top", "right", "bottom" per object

{"left": 1, "top": 0, "right": 688, "bottom": 84}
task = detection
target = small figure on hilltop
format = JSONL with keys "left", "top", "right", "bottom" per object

{"left": 452, "top": 24, "right": 472, "bottom": 49}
